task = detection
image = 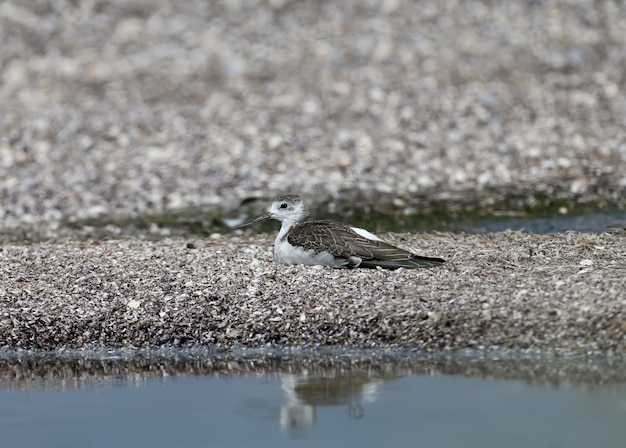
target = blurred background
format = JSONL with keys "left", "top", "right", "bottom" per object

{"left": 1, "top": 0, "right": 625, "bottom": 238}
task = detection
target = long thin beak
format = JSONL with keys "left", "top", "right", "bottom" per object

{"left": 233, "top": 212, "right": 273, "bottom": 229}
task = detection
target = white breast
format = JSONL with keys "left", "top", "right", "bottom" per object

{"left": 273, "top": 238, "right": 349, "bottom": 268}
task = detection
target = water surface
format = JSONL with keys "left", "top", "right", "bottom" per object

{"left": 1, "top": 350, "right": 624, "bottom": 448}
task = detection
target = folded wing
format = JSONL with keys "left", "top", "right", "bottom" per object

{"left": 287, "top": 221, "right": 444, "bottom": 269}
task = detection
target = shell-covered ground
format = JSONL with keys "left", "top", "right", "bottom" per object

{"left": 1, "top": 231, "right": 624, "bottom": 353}
{"left": 1, "top": 0, "right": 625, "bottom": 236}
{"left": 0, "top": 1, "right": 624, "bottom": 353}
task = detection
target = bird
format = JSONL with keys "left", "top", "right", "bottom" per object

{"left": 234, "top": 194, "right": 445, "bottom": 269}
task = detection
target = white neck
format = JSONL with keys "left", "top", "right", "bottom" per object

{"left": 275, "top": 219, "right": 297, "bottom": 243}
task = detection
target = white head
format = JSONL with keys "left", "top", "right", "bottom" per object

{"left": 267, "top": 194, "right": 308, "bottom": 224}
{"left": 235, "top": 194, "right": 309, "bottom": 228}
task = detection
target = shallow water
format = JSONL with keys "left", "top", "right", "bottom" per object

{"left": 58, "top": 197, "right": 625, "bottom": 241}
{"left": 467, "top": 210, "right": 626, "bottom": 233}
{"left": 0, "top": 350, "right": 624, "bottom": 448}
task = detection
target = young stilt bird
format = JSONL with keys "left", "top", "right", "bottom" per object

{"left": 234, "top": 194, "right": 445, "bottom": 269}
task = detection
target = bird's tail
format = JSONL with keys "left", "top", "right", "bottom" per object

{"left": 359, "top": 255, "right": 445, "bottom": 269}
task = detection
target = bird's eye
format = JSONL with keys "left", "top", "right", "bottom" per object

{"left": 279, "top": 203, "right": 288, "bottom": 209}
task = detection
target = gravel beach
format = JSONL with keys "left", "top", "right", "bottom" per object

{"left": 1, "top": 0, "right": 625, "bottom": 235}
{"left": 1, "top": 1, "right": 625, "bottom": 353}
{"left": 1, "top": 231, "right": 624, "bottom": 353}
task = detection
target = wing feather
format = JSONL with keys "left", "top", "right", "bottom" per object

{"left": 286, "top": 221, "right": 444, "bottom": 268}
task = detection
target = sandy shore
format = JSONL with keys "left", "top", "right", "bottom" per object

{"left": 1, "top": 231, "right": 624, "bottom": 353}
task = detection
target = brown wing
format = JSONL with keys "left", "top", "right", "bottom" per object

{"left": 286, "top": 221, "right": 407, "bottom": 260}
{"left": 287, "top": 220, "right": 445, "bottom": 269}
